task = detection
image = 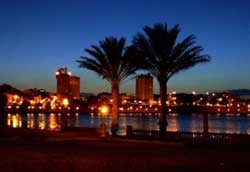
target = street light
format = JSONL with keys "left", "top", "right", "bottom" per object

{"left": 100, "top": 105, "right": 109, "bottom": 115}
{"left": 99, "top": 105, "right": 109, "bottom": 137}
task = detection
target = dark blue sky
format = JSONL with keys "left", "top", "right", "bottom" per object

{"left": 0, "top": 0, "right": 249, "bottom": 94}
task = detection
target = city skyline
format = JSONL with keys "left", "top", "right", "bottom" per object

{"left": 0, "top": 0, "right": 250, "bottom": 94}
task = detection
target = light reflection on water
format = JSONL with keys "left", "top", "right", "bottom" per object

{"left": 1, "top": 113, "right": 250, "bottom": 136}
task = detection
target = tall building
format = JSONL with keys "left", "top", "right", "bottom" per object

{"left": 56, "top": 67, "right": 80, "bottom": 102}
{"left": 136, "top": 74, "right": 153, "bottom": 104}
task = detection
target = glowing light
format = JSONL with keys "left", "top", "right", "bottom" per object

{"left": 40, "top": 99, "right": 45, "bottom": 104}
{"left": 8, "top": 105, "right": 11, "bottom": 109}
{"left": 12, "top": 115, "right": 19, "bottom": 128}
{"left": 30, "top": 100, "right": 35, "bottom": 105}
{"left": 38, "top": 113, "right": 46, "bottom": 130}
{"left": 14, "top": 95, "right": 18, "bottom": 100}
{"left": 100, "top": 105, "right": 109, "bottom": 115}
{"left": 62, "top": 98, "right": 69, "bottom": 107}
{"left": 49, "top": 114, "right": 57, "bottom": 130}
{"left": 55, "top": 71, "right": 59, "bottom": 75}
{"left": 192, "top": 91, "right": 196, "bottom": 95}
{"left": 50, "top": 96, "right": 57, "bottom": 109}
{"left": 76, "top": 106, "right": 79, "bottom": 110}
{"left": 27, "top": 113, "right": 34, "bottom": 129}
{"left": 68, "top": 72, "right": 72, "bottom": 75}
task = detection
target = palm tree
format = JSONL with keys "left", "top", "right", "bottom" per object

{"left": 77, "top": 37, "right": 139, "bottom": 135}
{"left": 133, "top": 23, "right": 210, "bottom": 138}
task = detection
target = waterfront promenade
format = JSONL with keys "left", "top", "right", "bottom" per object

{"left": 0, "top": 128, "right": 250, "bottom": 172}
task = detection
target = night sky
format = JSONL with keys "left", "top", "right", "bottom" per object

{"left": 0, "top": 0, "right": 249, "bottom": 95}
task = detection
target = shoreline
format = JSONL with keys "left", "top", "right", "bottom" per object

{"left": 2, "top": 107, "right": 250, "bottom": 115}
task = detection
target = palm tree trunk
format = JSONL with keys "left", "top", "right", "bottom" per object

{"left": 159, "top": 80, "right": 168, "bottom": 139}
{"left": 111, "top": 80, "right": 119, "bottom": 136}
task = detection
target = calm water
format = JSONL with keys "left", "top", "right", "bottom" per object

{"left": 1, "top": 113, "right": 250, "bottom": 136}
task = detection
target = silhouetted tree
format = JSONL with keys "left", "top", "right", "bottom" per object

{"left": 77, "top": 37, "right": 139, "bottom": 135}
{"left": 220, "top": 98, "right": 229, "bottom": 106}
{"left": 0, "top": 92, "right": 7, "bottom": 112}
{"left": 20, "top": 100, "right": 30, "bottom": 112}
{"left": 133, "top": 23, "right": 210, "bottom": 138}
{"left": 209, "top": 97, "right": 217, "bottom": 105}
{"left": 176, "top": 93, "right": 194, "bottom": 105}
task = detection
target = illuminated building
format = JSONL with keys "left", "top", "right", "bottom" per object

{"left": 136, "top": 74, "right": 153, "bottom": 104}
{"left": 56, "top": 67, "right": 80, "bottom": 102}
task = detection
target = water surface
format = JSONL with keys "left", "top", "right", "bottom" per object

{"left": 1, "top": 113, "right": 250, "bottom": 136}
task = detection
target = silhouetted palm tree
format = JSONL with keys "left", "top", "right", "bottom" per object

{"left": 77, "top": 37, "right": 139, "bottom": 135}
{"left": 133, "top": 23, "right": 210, "bottom": 138}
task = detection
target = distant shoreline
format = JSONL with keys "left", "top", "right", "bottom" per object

{"left": 2, "top": 106, "right": 250, "bottom": 115}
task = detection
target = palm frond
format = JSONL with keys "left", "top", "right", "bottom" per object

{"left": 77, "top": 37, "right": 140, "bottom": 84}
{"left": 133, "top": 23, "right": 210, "bottom": 82}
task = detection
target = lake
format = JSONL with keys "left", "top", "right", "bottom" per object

{"left": 1, "top": 113, "right": 250, "bottom": 136}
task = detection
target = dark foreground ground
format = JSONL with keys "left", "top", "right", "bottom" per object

{"left": 0, "top": 128, "right": 250, "bottom": 172}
